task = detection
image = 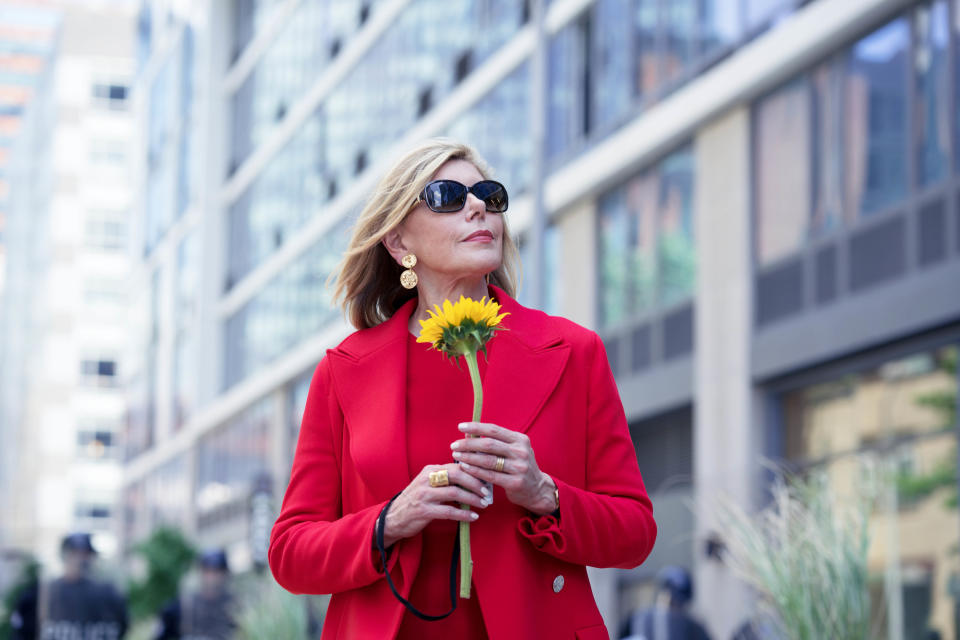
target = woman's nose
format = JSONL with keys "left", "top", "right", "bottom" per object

{"left": 464, "top": 193, "right": 486, "bottom": 219}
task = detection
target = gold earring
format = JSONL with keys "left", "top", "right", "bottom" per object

{"left": 400, "top": 253, "right": 418, "bottom": 289}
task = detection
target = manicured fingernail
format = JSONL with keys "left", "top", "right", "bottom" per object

{"left": 461, "top": 462, "right": 472, "bottom": 470}
{"left": 480, "top": 486, "right": 490, "bottom": 497}
{"left": 458, "top": 423, "right": 470, "bottom": 431}
{"left": 452, "top": 451, "right": 462, "bottom": 459}
{"left": 450, "top": 441, "right": 460, "bottom": 450}
{"left": 470, "top": 512, "right": 479, "bottom": 520}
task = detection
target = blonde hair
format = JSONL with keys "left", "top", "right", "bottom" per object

{"left": 332, "top": 138, "right": 520, "bottom": 330}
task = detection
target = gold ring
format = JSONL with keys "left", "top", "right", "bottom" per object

{"left": 428, "top": 469, "right": 450, "bottom": 488}
{"left": 494, "top": 456, "right": 506, "bottom": 473}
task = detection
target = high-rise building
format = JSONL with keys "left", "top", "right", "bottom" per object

{"left": 0, "top": 3, "right": 135, "bottom": 570}
{"left": 0, "top": 2, "right": 60, "bottom": 295}
{"left": 125, "top": 0, "right": 960, "bottom": 636}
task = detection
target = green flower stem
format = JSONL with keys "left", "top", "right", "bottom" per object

{"left": 459, "top": 350, "right": 483, "bottom": 599}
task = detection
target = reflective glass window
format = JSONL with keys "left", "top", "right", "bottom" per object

{"left": 173, "top": 233, "right": 199, "bottom": 429}
{"left": 224, "top": 222, "right": 348, "bottom": 389}
{"left": 754, "top": 77, "right": 812, "bottom": 265}
{"left": 700, "top": 0, "right": 742, "bottom": 58}
{"left": 634, "top": 0, "right": 659, "bottom": 98}
{"left": 547, "top": 20, "right": 587, "bottom": 160}
{"left": 782, "top": 344, "right": 958, "bottom": 639}
{"left": 195, "top": 397, "right": 273, "bottom": 526}
{"left": 289, "top": 369, "right": 312, "bottom": 454}
{"left": 227, "top": 109, "right": 326, "bottom": 288}
{"left": 447, "top": 63, "right": 532, "bottom": 194}
{"left": 657, "top": 148, "right": 695, "bottom": 306}
{"left": 228, "top": 2, "right": 527, "bottom": 284}
{"left": 746, "top": 0, "right": 788, "bottom": 31}
{"left": 593, "top": 0, "right": 633, "bottom": 129}
{"left": 811, "top": 60, "right": 845, "bottom": 239}
{"left": 662, "top": 0, "right": 697, "bottom": 86}
{"left": 844, "top": 18, "right": 909, "bottom": 220}
{"left": 914, "top": 1, "right": 950, "bottom": 188}
{"left": 177, "top": 27, "right": 197, "bottom": 217}
{"left": 516, "top": 224, "right": 562, "bottom": 316}
{"left": 599, "top": 145, "right": 695, "bottom": 327}
{"left": 956, "top": 0, "right": 960, "bottom": 173}
{"left": 233, "top": 0, "right": 286, "bottom": 59}
{"left": 230, "top": 1, "right": 331, "bottom": 169}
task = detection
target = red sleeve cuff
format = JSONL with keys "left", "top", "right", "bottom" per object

{"left": 516, "top": 513, "right": 567, "bottom": 554}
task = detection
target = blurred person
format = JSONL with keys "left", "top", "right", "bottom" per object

{"left": 155, "top": 549, "right": 235, "bottom": 640}
{"left": 620, "top": 566, "right": 711, "bottom": 640}
{"left": 268, "top": 138, "right": 657, "bottom": 639}
{"left": 10, "top": 532, "right": 128, "bottom": 640}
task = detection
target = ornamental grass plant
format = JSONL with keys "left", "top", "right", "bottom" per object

{"left": 716, "top": 463, "right": 881, "bottom": 640}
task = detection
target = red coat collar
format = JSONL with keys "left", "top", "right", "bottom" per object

{"left": 325, "top": 285, "right": 571, "bottom": 501}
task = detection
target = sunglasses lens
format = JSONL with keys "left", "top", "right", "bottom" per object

{"left": 473, "top": 181, "right": 508, "bottom": 213}
{"left": 423, "top": 180, "right": 467, "bottom": 212}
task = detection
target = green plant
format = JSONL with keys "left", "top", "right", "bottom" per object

{"left": 233, "top": 575, "right": 328, "bottom": 640}
{"left": 716, "top": 466, "right": 877, "bottom": 640}
{"left": 125, "top": 527, "right": 195, "bottom": 621}
{"left": 0, "top": 557, "right": 39, "bottom": 640}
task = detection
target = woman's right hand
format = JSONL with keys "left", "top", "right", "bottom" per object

{"left": 382, "top": 463, "right": 490, "bottom": 547}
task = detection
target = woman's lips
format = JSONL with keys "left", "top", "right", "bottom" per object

{"left": 463, "top": 230, "right": 494, "bottom": 242}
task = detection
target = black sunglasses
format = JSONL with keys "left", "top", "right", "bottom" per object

{"left": 415, "top": 179, "right": 509, "bottom": 214}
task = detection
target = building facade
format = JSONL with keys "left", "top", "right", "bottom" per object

{"left": 125, "top": 0, "right": 960, "bottom": 637}
{"left": 0, "top": 5, "right": 135, "bottom": 570}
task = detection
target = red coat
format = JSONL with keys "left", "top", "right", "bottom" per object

{"left": 269, "top": 286, "right": 657, "bottom": 639}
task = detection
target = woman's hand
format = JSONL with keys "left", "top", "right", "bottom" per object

{"left": 450, "top": 422, "right": 558, "bottom": 515}
{"left": 382, "top": 463, "right": 490, "bottom": 547}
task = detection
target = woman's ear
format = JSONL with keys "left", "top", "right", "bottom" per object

{"left": 381, "top": 229, "right": 408, "bottom": 265}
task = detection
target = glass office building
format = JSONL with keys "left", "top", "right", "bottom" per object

{"left": 126, "top": 0, "right": 960, "bottom": 635}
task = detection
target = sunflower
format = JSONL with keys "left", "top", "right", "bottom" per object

{"left": 415, "top": 295, "right": 508, "bottom": 599}
{"left": 416, "top": 295, "right": 509, "bottom": 360}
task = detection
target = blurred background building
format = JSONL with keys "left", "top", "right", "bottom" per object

{"left": 0, "top": 0, "right": 949, "bottom": 637}
{"left": 0, "top": 1, "right": 135, "bottom": 573}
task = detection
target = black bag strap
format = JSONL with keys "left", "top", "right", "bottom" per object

{"left": 376, "top": 491, "right": 459, "bottom": 621}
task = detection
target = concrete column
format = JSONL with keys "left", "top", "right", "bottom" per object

{"left": 693, "top": 107, "right": 763, "bottom": 638}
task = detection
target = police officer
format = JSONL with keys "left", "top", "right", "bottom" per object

{"left": 155, "top": 549, "right": 235, "bottom": 640}
{"left": 11, "top": 532, "right": 128, "bottom": 640}
{"left": 620, "top": 566, "right": 712, "bottom": 640}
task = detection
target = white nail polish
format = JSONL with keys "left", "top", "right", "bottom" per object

{"left": 481, "top": 486, "right": 490, "bottom": 497}
{"left": 471, "top": 512, "right": 479, "bottom": 520}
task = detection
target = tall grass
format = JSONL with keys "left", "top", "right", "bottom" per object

{"left": 233, "top": 577, "right": 329, "bottom": 640}
{"left": 716, "top": 465, "right": 878, "bottom": 640}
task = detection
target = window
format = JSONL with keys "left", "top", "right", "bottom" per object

{"left": 84, "top": 209, "right": 126, "bottom": 251}
{"left": 754, "top": 78, "right": 812, "bottom": 265}
{"left": 83, "top": 278, "right": 126, "bottom": 306}
{"left": 844, "top": 18, "right": 909, "bottom": 220}
{"left": 92, "top": 82, "right": 129, "bottom": 110}
{"left": 752, "top": 9, "right": 953, "bottom": 267}
{"left": 598, "top": 145, "right": 695, "bottom": 328}
{"left": 75, "top": 503, "right": 112, "bottom": 520}
{"left": 77, "top": 429, "right": 117, "bottom": 460}
{"left": 547, "top": 20, "right": 588, "bottom": 160}
{"left": 225, "top": 222, "right": 348, "bottom": 389}
{"left": 781, "top": 344, "right": 958, "bottom": 638}
{"left": 89, "top": 139, "right": 128, "bottom": 167}
{"left": 80, "top": 359, "right": 118, "bottom": 387}
{"left": 592, "top": 0, "right": 632, "bottom": 129}
{"left": 914, "top": 1, "right": 950, "bottom": 188}
{"left": 195, "top": 397, "right": 272, "bottom": 527}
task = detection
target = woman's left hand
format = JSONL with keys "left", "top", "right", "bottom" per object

{"left": 451, "top": 422, "right": 558, "bottom": 515}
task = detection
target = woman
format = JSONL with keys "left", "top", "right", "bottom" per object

{"left": 269, "top": 139, "right": 657, "bottom": 639}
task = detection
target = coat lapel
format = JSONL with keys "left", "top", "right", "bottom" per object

{"left": 326, "top": 299, "right": 416, "bottom": 502}
{"left": 325, "top": 287, "right": 571, "bottom": 501}
{"left": 481, "top": 286, "right": 571, "bottom": 433}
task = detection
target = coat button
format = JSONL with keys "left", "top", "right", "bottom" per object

{"left": 552, "top": 575, "right": 564, "bottom": 593}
